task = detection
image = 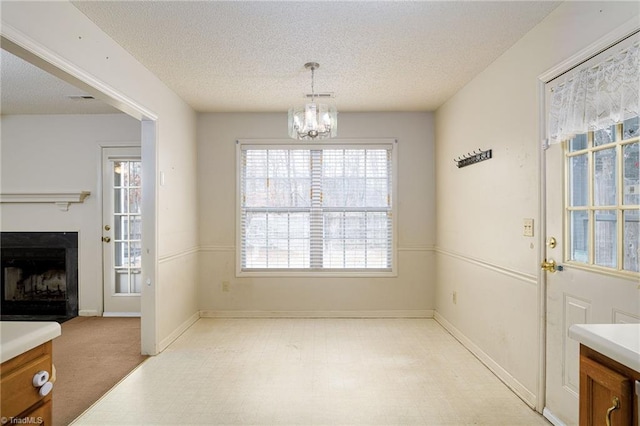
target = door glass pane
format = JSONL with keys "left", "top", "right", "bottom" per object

{"left": 569, "top": 155, "right": 588, "bottom": 206}
{"left": 594, "top": 125, "right": 615, "bottom": 146}
{"left": 128, "top": 188, "right": 141, "bottom": 214}
{"left": 568, "top": 133, "right": 587, "bottom": 152}
{"left": 115, "top": 270, "right": 130, "bottom": 294}
{"left": 129, "top": 216, "right": 141, "bottom": 240}
{"left": 122, "top": 161, "right": 131, "bottom": 186}
{"left": 132, "top": 270, "right": 142, "bottom": 293}
{"left": 129, "top": 161, "right": 142, "bottom": 186}
{"left": 114, "top": 162, "right": 125, "bottom": 186}
{"left": 114, "top": 189, "right": 127, "bottom": 213}
{"left": 130, "top": 241, "right": 142, "bottom": 268}
{"left": 569, "top": 210, "right": 589, "bottom": 263}
{"left": 114, "top": 215, "right": 124, "bottom": 240}
{"left": 623, "top": 210, "right": 639, "bottom": 272}
{"left": 594, "top": 148, "right": 617, "bottom": 206}
{"left": 623, "top": 143, "right": 639, "bottom": 205}
{"left": 114, "top": 242, "right": 126, "bottom": 267}
{"left": 623, "top": 117, "right": 639, "bottom": 140}
{"left": 594, "top": 210, "right": 617, "bottom": 268}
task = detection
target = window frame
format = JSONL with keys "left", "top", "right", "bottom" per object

{"left": 563, "top": 119, "right": 640, "bottom": 279}
{"left": 236, "top": 138, "right": 398, "bottom": 278}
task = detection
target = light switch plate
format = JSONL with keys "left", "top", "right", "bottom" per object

{"left": 523, "top": 218, "right": 534, "bottom": 237}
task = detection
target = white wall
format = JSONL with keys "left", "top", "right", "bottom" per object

{"left": 1, "top": 1, "right": 199, "bottom": 353}
{"left": 434, "top": 1, "right": 640, "bottom": 408}
{"left": 0, "top": 114, "right": 141, "bottom": 313}
{"left": 197, "top": 112, "right": 435, "bottom": 315}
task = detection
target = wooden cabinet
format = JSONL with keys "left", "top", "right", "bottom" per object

{"left": 1, "top": 341, "right": 53, "bottom": 425}
{"left": 579, "top": 345, "right": 639, "bottom": 426}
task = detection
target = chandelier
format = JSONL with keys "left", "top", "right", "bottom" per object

{"left": 288, "top": 62, "right": 338, "bottom": 140}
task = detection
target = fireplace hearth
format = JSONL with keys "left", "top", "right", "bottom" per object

{"left": 1, "top": 232, "right": 78, "bottom": 322}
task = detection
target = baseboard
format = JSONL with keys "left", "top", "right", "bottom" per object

{"left": 434, "top": 311, "right": 537, "bottom": 409}
{"left": 102, "top": 312, "right": 141, "bottom": 317}
{"left": 199, "top": 310, "right": 434, "bottom": 318}
{"left": 542, "top": 408, "right": 567, "bottom": 426}
{"left": 78, "top": 310, "right": 99, "bottom": 317}
{"left": 159, "top": 311, "right": 200, "bottom": 352}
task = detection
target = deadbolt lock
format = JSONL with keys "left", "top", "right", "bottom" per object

{"left": 547, "top": 237, "right": 557, "bottom": 249}
{"left": 104, "top": 225, "right": 111, "bottom": 231}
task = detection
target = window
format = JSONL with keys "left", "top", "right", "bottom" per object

{"left": 237, "top": 139, "right": 396, "bottom": 275}
{"left": 112, "top": 159, "right": 142, "bottom": 294}
{"left": 565, "top": 116, "right": 639, "bottom": 275}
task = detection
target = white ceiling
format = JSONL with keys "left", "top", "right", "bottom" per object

{"left": 2, "top": 1, "right": 561, "bottom": 115}
{"left": 0, "top": 49, "right": 120, "bottom": 115}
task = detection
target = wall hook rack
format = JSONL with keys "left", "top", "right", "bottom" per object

{"left": 454, "top": 148, "right": 492, "bottom": 168}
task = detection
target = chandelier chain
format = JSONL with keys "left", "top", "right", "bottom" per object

{"left": 311, "top": 65, "right": 315, "bottom": 102}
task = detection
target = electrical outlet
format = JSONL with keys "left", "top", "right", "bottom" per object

{"left": 222, "top": 281, "right": 230, "bottom": 292}
{"left": 452, "top": 291, "right": 457, "bottom": 305}
{"left": 523, "top": 218, "right": 534, "bottom": 237}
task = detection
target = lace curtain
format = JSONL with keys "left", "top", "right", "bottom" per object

{"left": 548, "top": 41, "right": 639, "bottom": 144}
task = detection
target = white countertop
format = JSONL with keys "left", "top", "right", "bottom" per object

{"left": 0, "top": 321, "right": 61, "bottom": 363}
{"left": 568, "top": 323, "right": 640, "bottom": 372}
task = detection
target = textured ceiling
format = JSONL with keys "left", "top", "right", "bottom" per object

{"left": 2, "top": 1, "right": 561, "bottom": 115}
{"left": 0, "top": 49, "right": 120, "bottom": 115}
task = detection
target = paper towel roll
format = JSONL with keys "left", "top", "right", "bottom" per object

{"left": 39, "top": 381, "right": 53, "bottom": 397}
{"left": 32, "top": 370, "right": 49, "bottom": 387}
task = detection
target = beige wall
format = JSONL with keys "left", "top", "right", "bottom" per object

{"left": 0, "top": 114, "right": 141, "bottom": 314}
{"left": 2, "top": 1, "right": 199, "bottom": 353}
{"left": 197, "top": 112, "right": 436, "bottom": 315}
{"left": 434, "top": 0, "right": 640, "bottom": 408}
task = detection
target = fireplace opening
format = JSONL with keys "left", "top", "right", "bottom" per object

{"left": 1, "top": 232, "right": 78, "bottom": 322}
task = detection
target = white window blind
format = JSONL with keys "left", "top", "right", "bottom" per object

{"left": 238, "top": 141, "right": 395, "bottom": 273}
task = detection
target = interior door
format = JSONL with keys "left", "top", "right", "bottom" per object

{"left": 543, "top": 66, "right": 640, "bottom": 426}
{"left": 102, "top": 147, "right": 142, "bottom": 316}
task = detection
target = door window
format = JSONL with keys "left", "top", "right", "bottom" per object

{"left": 565, "top": 116, "right": 639, "bottom": 275}
{"left": 112, "top": 160, "right": 142, "bottom": 293}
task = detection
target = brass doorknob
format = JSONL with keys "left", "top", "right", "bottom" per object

{"left": 541, "top": 259, "right": 556, "bottom": 272}
{"left": 102, "top": 236, "right": 111, "bottom": 243}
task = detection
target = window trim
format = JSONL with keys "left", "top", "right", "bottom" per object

{"left": 235, "top": 138, "right": 398, "bottom": 278}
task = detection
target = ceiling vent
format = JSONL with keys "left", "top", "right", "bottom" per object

{"left": 66, "top": 95, "right": 95, "bottom": 101}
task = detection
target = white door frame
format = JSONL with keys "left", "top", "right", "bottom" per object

{"left": 536, "top": 18, "right": 640, "bottom": 423}
{"left": 0, "top": 31, "right": 160, "bottom": 355}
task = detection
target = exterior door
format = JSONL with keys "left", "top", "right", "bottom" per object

{"left": 102, "top": 147, "right": 142, "bottom": 316}
{"left": 543, "top": 50, "right": 640, "bottom": 425}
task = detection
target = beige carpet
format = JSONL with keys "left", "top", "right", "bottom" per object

{"left": 52, "top": 316, "right": 148, "bottom": 426}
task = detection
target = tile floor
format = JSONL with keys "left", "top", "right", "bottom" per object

{"left": 73, "top": 318, "right": 550, "bottom": 425}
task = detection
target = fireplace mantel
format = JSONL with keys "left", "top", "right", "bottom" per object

{"left": 0, "top": 192, "right": 91, "bottom": 211}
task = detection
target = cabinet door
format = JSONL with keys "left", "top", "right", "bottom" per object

{"left": 580, "top": 356, "right": 633, "bottom": 426}
{"left": 26, "top": 398, "right": 52, "bottom": 426}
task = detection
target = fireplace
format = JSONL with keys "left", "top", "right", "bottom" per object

{"left": 1, "top": 232, "right": 78, "bottom": 322}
